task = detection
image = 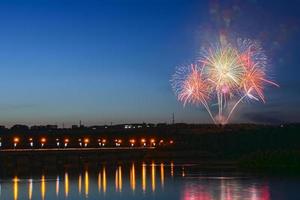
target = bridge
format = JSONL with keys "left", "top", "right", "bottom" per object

{"left": 0, "top": 146, "right": 156, "bottom": 153}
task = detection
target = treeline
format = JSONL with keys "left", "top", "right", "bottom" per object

{"left": 0, "top": 123, "right": 299, "bottom": 157}
{"left": 172, "top": 124, "right": 300, "bottom": 158}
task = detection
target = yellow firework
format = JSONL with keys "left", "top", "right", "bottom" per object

{"left": 200, "top": 44, "right": 245, "bottom": 94}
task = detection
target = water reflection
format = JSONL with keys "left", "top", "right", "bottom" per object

{"left": 151, "top": 162, "right": 156, "bottom": 192}
{"left": 13, "top": 176, "right": 18, "bottom": 200}
{"left": 98, "top": 171, "right": 101, "bottom": 192}
{"left": 170, "top": 161, "right": 174, "bottom": 177}
{"left": 160, "top": 163, "right": 164, "bottom": 188}
{"left": 84, "top": 170, "right": 89, "bottom": 198}
{"left": 182, "top": 167, "right": 185, "bottom": 177}
{"left": 28, "top": 179, "right": 33, "bottom": 200}
{"left": 102, "top": 166, "right": 107, "bottom": 194}
{"left": 0, "top": 162, "right": 291, "bottom": 200}
{"left": 115, "top": 165, "right": 122, "bottom": 192}
{"left": 115, "top": 167, "right": 118, "bottom": 191}
{"left": 56, "top": 176, "right": 59, "bottom": 197}
{"left": 78, "top": 174, "right": 82, "bottom": 194}
{"left": 65, "top": 172, "right": 69, "bottom": 198}
{"left": 142, "top": 162, "right": 146, "bottom": 192}
{"left": 130, "top": 163, "right": 136, "bottom": 192}
{"left": 41, "top": 175, "right": 45, "bottom": 200}
{"left": 182, "top": 179, "right": 271, "bottom": 200}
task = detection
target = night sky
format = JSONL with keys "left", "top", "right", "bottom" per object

{"left": 0, "top": 0, "right": 299, "bottom": 127}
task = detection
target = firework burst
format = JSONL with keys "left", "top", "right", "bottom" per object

{"left": 178, "top": 65, "right": 209, "bottom": 106}
{"left": 171, "top": 37, "right": 279, "bottom": 124}
{"left": 200, "top": 43, "right": 245, "bottom": 92}
{"left": 171, "top": 64, "right": 216, "bottom": 123}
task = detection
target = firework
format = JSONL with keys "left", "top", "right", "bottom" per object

{"left": 171, "top": 64, "right": 216, "bottom": 123}
{"left": 171, "top": 38, "right": 278, "bottom": 124}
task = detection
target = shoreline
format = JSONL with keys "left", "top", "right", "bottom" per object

{"left": 1, "top": 148, "right": 299, "bottom": 177}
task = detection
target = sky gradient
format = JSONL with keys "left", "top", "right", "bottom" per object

{"left": 0, "top": 0, "right": 299, "bottom": 127}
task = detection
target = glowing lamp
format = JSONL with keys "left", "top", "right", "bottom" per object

{"left": 14, "top": 137, "right": 20, "bottom": 143}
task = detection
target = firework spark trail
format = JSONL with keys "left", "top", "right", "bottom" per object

{"left": 226, "top": 88, "right": 252, "bottom": 123}
{"left": 171, "top": 64, "right": 216, "bottom": 124}
{"left": 171, "top": 37, "right": 279, "bottom": 124}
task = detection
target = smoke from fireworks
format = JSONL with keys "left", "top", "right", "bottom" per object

{"left": 171, "top": 37, "right": 279, "bottom": 124}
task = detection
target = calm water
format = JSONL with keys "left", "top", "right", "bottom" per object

{"left": 0, "top": 161, "right": 299, "bottom": 200}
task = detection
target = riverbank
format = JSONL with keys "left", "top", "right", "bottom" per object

{"left": 1, "top": 148, "right": 300, "bottom": 177}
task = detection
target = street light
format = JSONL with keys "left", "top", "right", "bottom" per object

{"left": 159, "top": 140, "right": 164, "bottom": 146}
{"left": 64, "top": 138, "right": 69, "bottom": 147}
{"left": 130, "top": 139, "right": 135, "bottom": 147}
{"left": 150, "top": 139, "right": 156, "bottom": 147}
{"left": 14, "top": 137, "right": 20, "bottom": 148}
{"left": 102, "top": 139, "right": 106, "bottom": 146}
{"left": 29, "top": 138, "right": 33, "bottom": 147}
{"left": 40, "top": 138, "right": 46, "bottom": 148}
{"left": 115, "top": 139, "right": 122, "bottom": 147}
{"left": 141, "top": 138, "right": 146, "bottom": 147}
{"left": 56, "top": 138, "right": 60, "bottom": 147}
{"left": 84, "top": 138, "right": 89, "bottom": 147}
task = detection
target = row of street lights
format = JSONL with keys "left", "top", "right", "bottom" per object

{"left": 0, "top": 137, "right": 173, "bottom": 148}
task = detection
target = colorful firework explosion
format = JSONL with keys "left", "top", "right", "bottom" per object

{"left": 171, "top": 38, "right": 279, "bottom": 124}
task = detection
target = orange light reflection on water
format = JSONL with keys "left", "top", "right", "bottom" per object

{"left": 98, "top": 171, "right": 101, "bottom": 192}
{"left": 13, "top": 176, "right": 18, "bottom": 200}
{"left": 85, "top": 170, "right": 89, "bottom": 198}
{"left": 115, "top": 165, "right": 123, "bottom": 192}
{"left": 103, "top": 166, "right": 107, "bottom": 194}
{"left": 41, "top": 175, "right": 45, "bottom": 200}
{"left": 78, "top": 174, "right": 82, "bottom": 194}
{"left": 142, "top": 163, "right": 146, "bottom": 192}
{"left": 171, "top": 162, "right": 174, "bottom": 177}
{"left": 4, "top": 162, "right": 274, "bottom": 200}
{"left": 151, "top": 162, "right": 156, "bottom": 192}
{"left": 160, "top": 163, "right": 164, "bottom": 188}
{"left": 130, "top": 163, "right": 136, "bottom": 192}
{"left": 65, "top": 172, "right": 69, "bottom": 198}
{"left": 56, "top": 176, "right": 59, "bottom": 197}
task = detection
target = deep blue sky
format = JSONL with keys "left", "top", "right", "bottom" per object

{"left": 0, "top": 0, "right": 299, "bottom": 127}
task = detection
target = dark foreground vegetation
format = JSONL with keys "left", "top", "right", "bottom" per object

{"left": 0, "top": 123, "right": 299, "bottom": 173}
